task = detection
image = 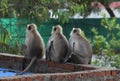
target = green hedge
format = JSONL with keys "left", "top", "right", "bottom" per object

{"left": 0, "top": 18, "right": 120, "bottom": 47}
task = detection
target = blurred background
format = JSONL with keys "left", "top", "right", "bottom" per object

{"left": 0, "top": 0, "right": 120, "bottom": 68}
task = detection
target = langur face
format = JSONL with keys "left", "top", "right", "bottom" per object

{"left": 70, "top": 28, "right": 82, "bottom": 36}
{"left": 26, "top": 24, "right": 37, "bottom": 32}
{"left": 52, "top": 25, "right": 62, "bottom": 34}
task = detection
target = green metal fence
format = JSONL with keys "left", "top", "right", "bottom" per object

{"left": 0, "top": 18, "right": 120, "bottom": 47}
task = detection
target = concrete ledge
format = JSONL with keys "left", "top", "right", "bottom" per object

{"left": 0, "top": 53, "right": 120, "bottom": 81}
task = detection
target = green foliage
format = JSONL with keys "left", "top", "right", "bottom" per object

{"left": 57, "top": 11, "right": 69, "bottom": 24}
{"left": 0, "top": 0, "right": 119, "bottom": 24}
{"left": 0, "top": 25, "right": 9, "bottom": 44}
{"left": 111, "top": 54, "right": 120, "bottom": 68}
{"left": 0, "top": 25, "right": 22, "bottom": 55}
{"left": 92, "top": 17, "right": 120, "bottom": 68}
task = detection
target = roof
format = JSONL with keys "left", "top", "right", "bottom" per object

{"left": 92, "top": 1, "right": 120, "bottom": 8}
{"left": 110, "top": 2, "right": 120, "bottom": 8}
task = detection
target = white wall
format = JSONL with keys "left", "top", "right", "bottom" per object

{"left": 50, "top": 9, "right": 120, "bottom": 19}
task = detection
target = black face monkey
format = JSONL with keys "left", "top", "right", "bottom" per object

{"left": 46, "top": 25, "right": 68, "bottom": 63}
{"left": 64, "top": 28, "right": 93, "bottom": 64}
{"left": 16, "top": 24, "right": 45, "bottom": 75}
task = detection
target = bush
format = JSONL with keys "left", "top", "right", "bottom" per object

{"left": 91, "top": 17, "right": 120, "bottom": 68}
{"left": 0, "top": 25, "right": 22, "bottom": 55}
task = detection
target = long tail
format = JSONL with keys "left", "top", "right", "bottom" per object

{"left": 16, "top": 57, "right": 36, "bottom": 75}
{"left": 63, "top": 42, "right": 75, "bottom": 63}
{"left": 46, "top": 41, "right": 54, "bottom": 61}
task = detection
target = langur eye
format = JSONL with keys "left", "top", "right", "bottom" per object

{"left": 53, "top": 27, "right": 57, "bottom": 31}
{"left": 73, "top": 29, "right": 77, "bottom": 33}
{"left": 28, "top": 26, "right": 31, "bottom": 30}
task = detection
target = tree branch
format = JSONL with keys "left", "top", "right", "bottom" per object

{"left": 99, "top": 1, "right": 115, "bottom": 17}
{"left": 105, "top": 7, "right": 115, "bottom": 17}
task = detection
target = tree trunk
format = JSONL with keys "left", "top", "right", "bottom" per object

{"left": 105, "top": 7, "right": 115, "bottom": 17}
{"left": 99, "top": 1, "right": 115, "bottom": 17}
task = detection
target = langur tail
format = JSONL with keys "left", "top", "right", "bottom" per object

{"left": 16, "top": 56, "right": 36, "bottom": 75}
